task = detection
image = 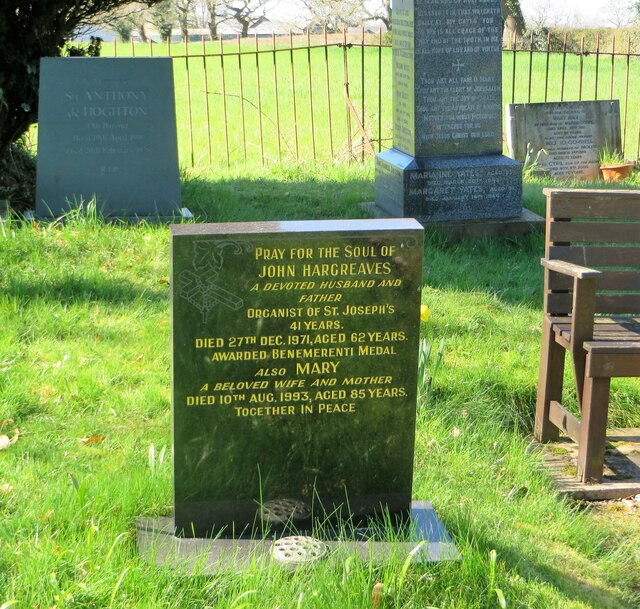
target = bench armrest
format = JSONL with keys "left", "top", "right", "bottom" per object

{"left": 540, "top": 258, "right": 601, "bottom": 279}
{"left": 541, "top": 258, "right": 599, "bottom": 355}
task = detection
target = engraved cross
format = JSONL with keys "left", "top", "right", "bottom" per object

{"left": 452, "top": 59, "right": 465, "bottom": 73}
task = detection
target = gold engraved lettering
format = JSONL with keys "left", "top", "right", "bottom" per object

{"left": 247, "top": 307, "right": 303, "bottom": 319}
{"left": 234, "top": 406, "right": 296, "bottom": 416}
{"left": 315, "top": 389, "right": 346, "bottom": 400}
{"left": 263, "top": 281, "right": 315, "bottom": 291}
{"left": 310, "top": 378, "right": 337, "bottom": 387}
{"left": 289, "top": 247, "right": 313, "bottom": 259}
{"left": 274, "top": 379, "right": 306, "bottom": 388}
{"left": 249, "top": 393, "right": 275, "bottom": 403}
{"left": 342, "top": 376, "right": 393, "bottom": 385}
{"left": 357, "top": 345, "right": 397, "bottom": 356}
{"left": 186, "top": 395, "right": 216, "bottom": 406}
{"left": 341, "top": 304, "right": 396, "bottom": 316}
{"left": 303, "top": 320, "right": 341, "bottom": 330}
{"left": 257, "top": 264, "right": 296, "bottom": 278}
{"left": 296, "top": 361, "right": 339, "bottom": 374}
{"left": 368, "top": 387, "right": 407, "bottom": 398}
{"left": 211, "top": 350, "right": 268, "bottom": 361}
{"left": 213, "top": 381, "right": 269, "bottom": 391}
{"left": 317, "top": 247, "right": 340, "bottom": 258}
{"left": 254, "top": 247, "right": 285, "bottom": 260}
{"left": 195, "top": 338, "right": 224, "bottom": 348}
{"left": 302, "top": 262, "right": 391, "bottom": 277}
{"left": 317, "top": 403, "right": 355, "bottom": 414}
{"left": 299, "top": 293, "right": 343, "bottom": 303}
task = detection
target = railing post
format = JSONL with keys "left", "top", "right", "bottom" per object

{"left": 185, "top": 34, "right": 194, "bottom": 167}
{"left": 623, "top": 35, "right": 631, "bottom": 154}
{"left": 289, "top": 31, "right": 299, "bottom": 162}
{"left": 238, "top": 34, "right": 248, "bottom": 165}
{"left": 527, "top": 30, "right": 534, "bottom": 103}
{"left": 220, "top": 35, "right": 230, "bottom": 168}
{"left": 544, "top": 31, "right": 550, "bottom": 102}
{"left": 578, "top": 34, "right": 584, "bottom": 101}
{"left": 560, "top": 31, "right": 568, "bottom": 101}
{"left": 343, "top": 28, "right": 353, "bottom": 160}
{"left": 594, "top": 33, "right": 600, "bottom": 100}
{"left": 255, "top": 33, "right": 265, "bottom": 167}
{"left": 272, "top": 32, "right": 282, "bottom": 163}
{"left": 378, "top": 28, "right": 383, "bottom": 153}
{"left": 511, "top": 31, "right": 517, "bottom": 105}
{"left": 324, "top": 27, "right": 335, "bottom": 160}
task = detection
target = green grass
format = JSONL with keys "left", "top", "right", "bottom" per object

{"left": 93, "top": 39, "right": 640, "bottom": 169}
{"left": 1, "top": 170, "right": 639, "bottom": 608}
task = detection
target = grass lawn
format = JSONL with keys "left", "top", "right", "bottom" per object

{"left": 1, "top": 165, "right": 639, "bottom": 608}
{"left": 96, "top": 40, "right": 640, "bottom": 168}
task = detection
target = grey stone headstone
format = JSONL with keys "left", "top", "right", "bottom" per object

{"left": 376, "top": 0, "right": 522, "bottom": 222}
{"left": 35, "top": 57, "right": 181, "bottom": 217}
{"left": 505, "top": 100, "right": 622, "bottom": 180}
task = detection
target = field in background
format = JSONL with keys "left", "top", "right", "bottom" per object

{"left": 97, "top": 35, "right": 640, "bottom": 169}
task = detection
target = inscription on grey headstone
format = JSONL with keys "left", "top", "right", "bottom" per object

{"left": 506, "top": 101, "right": 622, "bottom": 180}
{"left": 375, "top": 0, "right": 522, "bottom": 222}
{"left": 36, "top": 57, "right": 181, "bottom": 217}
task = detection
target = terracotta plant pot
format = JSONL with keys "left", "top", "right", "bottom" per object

{"left": 600, "top": 162, "right": 635, "bottom": 183}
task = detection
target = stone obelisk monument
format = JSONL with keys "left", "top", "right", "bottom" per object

{"left": 375, "top": 0, "right": 522, "bottom": 222}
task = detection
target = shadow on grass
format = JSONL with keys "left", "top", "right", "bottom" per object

{"left": 181, "top": 173, "right": 639, "bottom": 311}
{"left": 181, "top": 171, "right": 374, "bottom": 223}
{"left": 183, "top": 170, "right": 547, "bottom": 308}
{"left": 5, "top": 276, "right": 168, "bottom": 305}
{"left": 421, "top": 228, "right": 545, "bottom": 308}
{"left": 445, "top": 510, "right": 637, "bottom": 609}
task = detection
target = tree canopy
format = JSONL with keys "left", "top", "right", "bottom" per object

{"left": 0, "top": 1, "right": 159, "bottom": 154}
{"left": 502, "top": 0, "right": 526, "bottom": 35}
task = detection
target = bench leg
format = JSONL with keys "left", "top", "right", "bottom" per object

{"left": 535, "top": 317, "right": 564, "bottom": 442}
{"left": 576, "top": 376, "right": 611, "bottom": 483}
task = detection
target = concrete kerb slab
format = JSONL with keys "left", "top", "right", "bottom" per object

{"left": 136, "top": 501, "right": 460, "bottom": 574}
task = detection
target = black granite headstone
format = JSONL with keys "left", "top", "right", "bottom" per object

{"left": 171, "top": 219, "right": 424, "bottom": 538}
{"left": 375, "top": 0, "right": 522, "bottom": 222}
{"left": 35, "top": 57, "right": 181, "bottom": 217}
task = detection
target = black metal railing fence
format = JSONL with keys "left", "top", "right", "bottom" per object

{"left": 108, "top": 31, "right": 640, "bottom": 167}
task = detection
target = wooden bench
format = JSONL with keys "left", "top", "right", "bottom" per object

{"left": 536, "top": 188, "right": 640, "bottom": 483}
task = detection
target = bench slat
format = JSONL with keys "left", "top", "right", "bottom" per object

{"left": 556, "top": 327, "right": 640, "bottom": 343}
{"left": 548, "top": 245, "right": 640, "bottom": 267}
{"left": 549, "top": 222, "right": 640, "bottom": 244}
{"left": 548, "top": 270, "right": 640, "bottom": 290}
{"left": 584, "top": 340, "right": 640, "bottom": 352}
{"left": 547, "top": 293, "right": 640, "bottom": 315}
{"left": 547, "top": 189, "right": 640, "bottom": 219}
{"left": 586, "top": 352, "right": 640, "bottom": 377}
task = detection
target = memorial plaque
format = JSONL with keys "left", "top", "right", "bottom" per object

{"left": 171, "top": 219, "right": 424, "bottom": 538}
{"left": 375, "top": 0, "right": 522, "bottom": 222}
{"left": 506, "top": 101, "right": 622, "bottom": 180}
{"left": 36, "top": 57, "right": 181, "bottom": 217}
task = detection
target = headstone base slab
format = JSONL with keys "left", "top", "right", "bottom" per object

{"left": 29, "top": 207, "right": 193, "bottom": 224}
{"left": 375, "top": 149, "right": 523, "bottom": 222}
{"left": 363, "top": 203, "right": 543, "bottom": 238}
{"left": 136, "top": 501, "right": 459, "bottom": 574}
